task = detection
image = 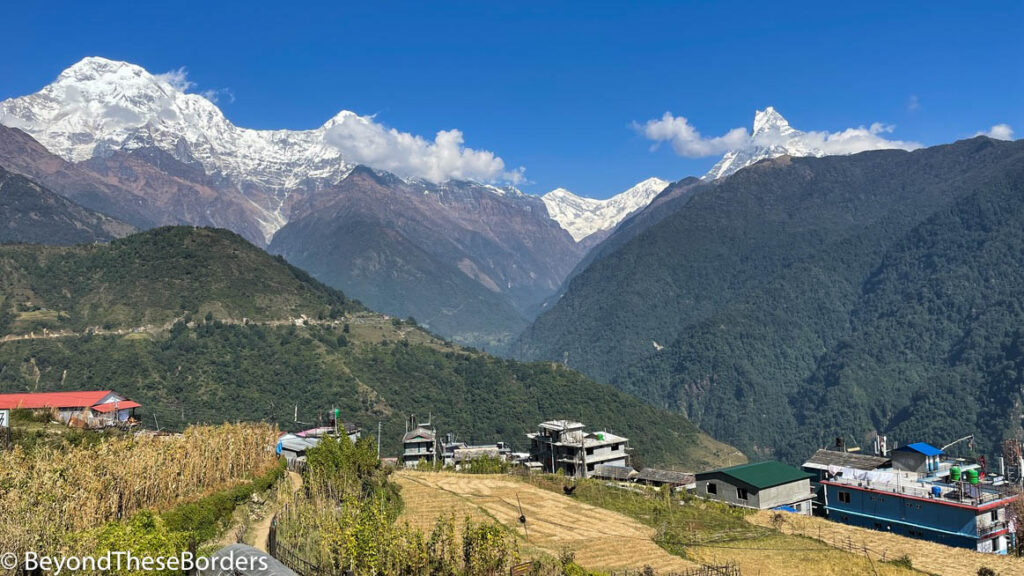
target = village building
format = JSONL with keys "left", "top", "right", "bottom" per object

{"left": 695, "top": 461, "right": 814, "bottom": 515}
{"left": 402, "top": 420, "right": 439, "bottom": 468}
{"left": 592, "top": 464, "right": 637, "bottom": 482}
{"left": 296, "top": 423, "right": 361, "bottom": 445}
{"left": 802, "top": 448, "right": 891, "bottom": 512}
{"left": 0, "top": 390, "right": 140, "bottom": 428}
{"left": 636, "top": 468, "right": 696, "bottom": 490}
{"left": 277, "top": 433, "right": 320, "bottom": 467}
{"left": 890, "top": 442, "right": 944, "bottom": 474}
{"left": 810, "top": 441, "right": 1018, "bottom": 554}
{"left": 439, "top": 435, "right": 512, "bottom": 468}
{"left": 527, "top": 420, "right": 629, "bottom": 478}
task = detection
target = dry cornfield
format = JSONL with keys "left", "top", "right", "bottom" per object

{"left": 0, "top": 422, "right": 279, "bottom": 553}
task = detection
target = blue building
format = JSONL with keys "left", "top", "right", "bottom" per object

{"left": 815, "top": 442, "right": 1017, "bottom": 554}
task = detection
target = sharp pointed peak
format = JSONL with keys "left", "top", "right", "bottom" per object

{"left": 752, "top": 106, "right": 791, "bottom": 135}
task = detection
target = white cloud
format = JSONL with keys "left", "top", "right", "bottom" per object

{"left": 155, "top": 66, "right": 521, "bottom": 184}
{"left": 638, "top": 109, "right": 920, "bottom": 159}
{"left": 907, "top": 95, "right": 920, "bottom": 112}
{"left": 636, "top": 112, "right": 748, "bottom": 157}
{"left": 155, "top": 67, "right": 195, "bottom": 92}
{"left": 976, "top": 124, "right": 1014, "bottom": 140}
{"left": 201, "top": 88, "right": 236, "bottom": 104}
{"left": 761, "top": 122, "right": 920, "bottom": 155}
{"left": 325, "top": 113, "right": 523, "bottom": 184}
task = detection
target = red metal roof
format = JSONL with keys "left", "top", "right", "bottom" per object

{"left": 91, "top": 400, "right": 141, "bottom": 413}
{"left": 0, "top": 391, "right": 116, "bottom": 410}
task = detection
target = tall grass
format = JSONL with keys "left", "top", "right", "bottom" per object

{"left": 0, "top": 422, "right": 278, "bottom": 554}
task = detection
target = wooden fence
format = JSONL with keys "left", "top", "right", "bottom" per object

{"left": 610, "top": 564, "right": 740, "bottom": 576}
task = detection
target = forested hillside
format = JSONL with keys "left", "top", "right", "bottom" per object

{"left": 0, "top": 226, "right": 734, "bottom": 469}
{"left": 516, "top": 137, "right": 1024, "bottom": 461}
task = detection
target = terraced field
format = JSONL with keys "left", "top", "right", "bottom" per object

{"left": 750, "top": 510, "right": 1024, "bottom": 576}
{"left": 394, "top": 471, "right": 699, "bottom": 572}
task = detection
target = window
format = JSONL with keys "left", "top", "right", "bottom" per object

{"left": 794, "top": 503, "right": 801, "bottom": 512}
{"left": 838, "top": 491, "right": 851, "bottom": 504}
{"left": 991, "top": 509, "right": 1000, "bottom": 522}
{"left": 585, "top": 447, "right": 594, "bottom": 456}
{"left": 612, "top": 444, "right": 621, "bottom": 451}
{"left": 707, "top": 482, "right": 718, "bottom": 495}
{"left": 737, "top": 487, "right": 749, "bottom": 500}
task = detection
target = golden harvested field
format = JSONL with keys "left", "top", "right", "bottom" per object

{"left": 395, "top": 471, "right": 927, "bottom": 576}
{"left": 750, "top": 510, "right": 1024, "bottom": 576}
{"left": 685, "top": 533, "right": 914, "bottom": 576}
{"left": 395, "top": 471, "right": 700, "bottom": 573}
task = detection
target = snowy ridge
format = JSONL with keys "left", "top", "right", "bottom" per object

{"left": 0, "top": 57, "right": 668, "bottom": 244}
{"left": 542, "top": 177, "right": 669, "bottom": 241}
{"left": 0, "top": 58, "right": 360, "bottom": 240}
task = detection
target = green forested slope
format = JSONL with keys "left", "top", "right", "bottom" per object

{"left": 788, "top": 150, "right": 1024, "bottom": 461}
{"left": 516, "top": 137, "right": 1024, "bottom": 461}
{"left": 0, "top": 227, "right": 732, "bottom": 469}
{"left": 0, "top": 226, "right": 358, "bottom": 334}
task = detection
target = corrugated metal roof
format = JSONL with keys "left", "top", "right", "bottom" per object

{"left": 593, "top": 465, "right": 637, "bottom": 481}
{"left": 697, "top": 460, "right": 813, "bottom": 490}
{"left": 403, "top": 426, "right": 436, "bottom": 442}
{"left": 896, "top": 442, "right": 943, "bottom": 456}
{"left": 802, "top": 449, "right": 890, "bottom": 471}
{"left": 0, "top": 391, "right": 115, "bottom": 410}
{"left": 92, "top": 400, "right": 141, "bottom": 413}
{"left": 636, "top": 468, "right": 695, "bottom": 485}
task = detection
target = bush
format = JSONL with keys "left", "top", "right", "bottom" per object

{"left": 884, "top": 555, "right": 913, "bottom": 569}
{"left": 161, "top": 456, "right": 286, "bottom": 542}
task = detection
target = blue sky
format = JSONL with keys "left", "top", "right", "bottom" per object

{"left": 2, "top": 1, "right": 1021, "bottom": 198}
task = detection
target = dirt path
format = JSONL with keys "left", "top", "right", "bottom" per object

{"left": 251, "top": 471, "right": 303, "bottom": 552}
{"left": 394, "top": 471, "right": 698, "bottom": 573}
{"left": 0, "top": 315, "right": 353, "bottom": 343}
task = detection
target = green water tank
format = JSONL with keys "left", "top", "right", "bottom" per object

{"left": 950, "top": 466, "right": 961, "bottom": 481}
{"left": 596, "top": 433, "right": 604, "bottom": 441}
{"left": 968, "top": 469, "right": 980, "bottom": 485}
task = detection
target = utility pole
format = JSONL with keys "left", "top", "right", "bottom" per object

{"left": 377, "top": 421, "right": 382, "bottom": 459}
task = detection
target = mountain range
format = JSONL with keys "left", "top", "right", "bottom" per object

{"left": 515, "top": 136, "right": 1024, "bottom": 463}
{"left": 0, "top": 57, "right": 685, "bottom": 346}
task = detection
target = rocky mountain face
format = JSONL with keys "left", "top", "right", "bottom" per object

{"left": 270, "top": 166, "right": 584, "bottom": 347}
{"left": 0, "top": 166, "right": 135, "bottom": 245}
{"left": 516, "top": 137, "right": 1024, "bottom": 461}
{"left": 0, "top": 125, "right": 274, "bottom": 244}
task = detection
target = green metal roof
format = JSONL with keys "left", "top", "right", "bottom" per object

{"left": 697, "top": 460, "right": 813, "bottom": 490}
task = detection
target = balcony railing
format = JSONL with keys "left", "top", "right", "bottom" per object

{"left": 978, "top": 520, "right": 1008, "bottom": 537}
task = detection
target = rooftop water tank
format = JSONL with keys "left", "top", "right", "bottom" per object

{"left": 968, "top": 469, "right": 980, "bottom": 485}
{"left": 950, "top": 466, "right": 961, "bottom": 481}
{"left": 931, "top": 486, "right": 942, "bottom": 498}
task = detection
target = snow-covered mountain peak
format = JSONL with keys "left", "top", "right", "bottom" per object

{"left": 0, "top": 57, "right": 361, "bottom": 241}
{"left": 542, "top": 177, "right": 669, "bottom": 241}
{"left": 704, "top": 107, "right": 822, "bottom": 181}
{"left": 752, "top": 106, "right": 793, "bottom": 136}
